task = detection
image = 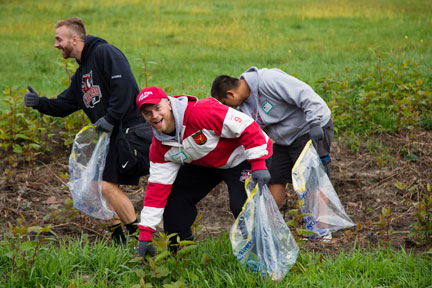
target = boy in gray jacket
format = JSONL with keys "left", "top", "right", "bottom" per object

{"left": 211, "top": 67, "right": 334, "bottom": 207}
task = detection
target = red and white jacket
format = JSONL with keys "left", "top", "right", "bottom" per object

{"left": 138, "top": 96, "right": 272, "bottom": 241}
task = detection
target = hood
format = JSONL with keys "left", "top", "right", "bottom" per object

{"left": 78, "top": 35, "right": 107, "bottom": 64}
{"left": 240, "top": 66, "right": 260, "bottom": 95}
{"left": 152, "top": 95, "right": 197, "bottom": 143}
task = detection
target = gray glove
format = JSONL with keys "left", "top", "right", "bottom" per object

{"left": 94, "top": 117, "right": 114, "bottom": 132}
{"left": 251, "top": 169, "right": 271, "bottom": 192}
{"left": 24, "top": 85, "right": 40, "bottom": 107}
{"left": 138, "top": 241, "right": 156, "bottom": 258}
{"left": 309, "top": 123, "right": 324, "bottom": 148}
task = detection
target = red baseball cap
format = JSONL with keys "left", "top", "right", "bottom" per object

{"left": 136, "top": 86, "right": 168, "bottom": 111}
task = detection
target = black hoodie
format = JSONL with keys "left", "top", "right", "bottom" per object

{"left": 35, "top": 35, "right": 144, "bottom": 130}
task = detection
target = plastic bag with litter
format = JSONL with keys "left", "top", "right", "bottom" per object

{"left": 67, "top": 126, "right": 114, "bottom": 220}
{"left": 292, "top": 140, "right": 355, "bottom": 238}
{"left": 230, "top": 178, "right": 299, "bottom": 281}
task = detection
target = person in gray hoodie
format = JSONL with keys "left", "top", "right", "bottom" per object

{"left": 211, "top": 67, "right": 334, "bottom": 208}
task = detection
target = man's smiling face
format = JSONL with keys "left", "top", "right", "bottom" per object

{"left": 54, "top": 25, "right": 77, "bottom": 59}
{"left": 141, "top": 98, "right": 176, "bottom": 134}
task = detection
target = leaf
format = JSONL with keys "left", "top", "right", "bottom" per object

{"left": 15, "top": 133, "right": 30, "bottom": 140}
{"left": 4, "top": 250, "right": 16, "bottom": 258}
{"left": 20, "top": 241, "right": 38, "bottom": 251}
{"left": 394, "top": 180, "right": 407, "bottom": 190}
{"left": 178, "top": 240, "right": 196, "bottom": 246}
{"left": 297, "top": 229, "right": 316, "bottom": 235}
{"left": 154, "top": 266, "right": 170, "bottom": 278}
{"left": 29, "top": 143, "right": 41, "bottom": 149}
{"left": 130, "top": 257, "right": 144, "bottom": 263}
{"left": 13, "top": 227, "right": 28, "bottom": 235}
{"left": 28, "top": 226, "right": 43, "bottom": 233}
{"left": 288, "top": 209, "right": 299, "bottom": 215}
{"left": 154, "top": 250, "right": 171, "bottom": 263}
{"left": 177, "top": 245, "right": 198, "bottom": 256}
{"left": 13, "top": 144, "right": 23, "bottom": 153}
{"left": 134, "top": 269, "right": 146, "bottom": 278}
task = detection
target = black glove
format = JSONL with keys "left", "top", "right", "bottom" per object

{"left": 138, "top": 241, "right": 156, "bottom": 258}
{"left": 94, "top": 117, "right": 114, "bottom": 132}
{"left": 24, "top": 85, "right": 40, "bottom": 107}
{"left": 309, "top": 123, "right": 324, "bottom": 148}
{"left": 251, "top": 169, "right": 271, "bottom": 193}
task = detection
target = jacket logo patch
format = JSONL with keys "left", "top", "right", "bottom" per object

{"left": 261, "top": 101, "right": 273, "bottom": 114}
{"left": 192, "top": 130, "right": 207, "bottom": 145}
{"left": 81, "top": 70, "right": 102, "bottom": 109}
{"left": 171, "top": 151, "right": 188, "bottom": 163}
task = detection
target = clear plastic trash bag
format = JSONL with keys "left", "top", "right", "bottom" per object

{"left": 292, "top": 140, "right": 355, "bottom": 238}
{"left": 66, "top": 126, "right": 114, "bottom": 220}
{"left": 230, "top": 178, "right": 299, "bottom": 281}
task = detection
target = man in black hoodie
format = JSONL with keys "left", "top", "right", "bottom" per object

{"left": 24, "top": 17, "right": 151, "bottom": 244}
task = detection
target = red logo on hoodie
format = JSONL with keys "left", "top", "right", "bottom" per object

{"left": 192, "top": 130, "right": 207, "bottom": 145}
{"left": 81, "top": 70, "right": 102, "bottom": 109}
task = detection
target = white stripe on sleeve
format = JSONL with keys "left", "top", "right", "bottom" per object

{"left": 245, "top": 143, "right": 269, "bottom": 159}
{"left": 139, "top": 206, "right": 164, "bottom": 231}
{"left": 148, "top": 161, "right": 180, "bottom": 184}
{"left": 221, "top": 108, "right": 255, "bottom": 138}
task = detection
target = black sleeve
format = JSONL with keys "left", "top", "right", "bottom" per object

{"left": 97, "top": 45, "right": 139, "bottom": 125}
{"left": 34, "top": 74, "right": 81, "bottom": 117}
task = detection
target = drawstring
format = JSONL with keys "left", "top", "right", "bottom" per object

{"left": 177, "top": 130, "right": 184, "bottom": 165}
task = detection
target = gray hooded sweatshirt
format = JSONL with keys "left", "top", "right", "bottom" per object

{"left": 239, "top": 67, "right": 331, "bottom": 146}
{"left": 151, "top": 96, "right": 189, "bottom": 150}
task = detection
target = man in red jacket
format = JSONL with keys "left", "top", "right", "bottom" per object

{"left": 135, "top": 86, "right": 273, "bottom": 257}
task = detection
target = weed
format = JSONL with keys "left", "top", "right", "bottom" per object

{"left": 403, "top": 183, "right": 432, "bottom": 245}
{"left": 315, "top": 53, "right": 432, "bottom": 152}
{"left": 0, "top": 215, "right": 54, "bottom": 282}
{"left": 374, "top": 205, "right": 394, "bottom": 244}
{"left": 139, "top": 52, "right": 157, "bottom": 88}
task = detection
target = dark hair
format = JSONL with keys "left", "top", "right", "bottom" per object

{"left": 211, "top": 75, "right": 240, "bottom": 100}
{"left": 55, "top": 17, "right": 86, "bottom": 41}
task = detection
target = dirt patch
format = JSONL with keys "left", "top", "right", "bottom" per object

{"left": 1, "top": 130, "right": 431, "bottom": 254}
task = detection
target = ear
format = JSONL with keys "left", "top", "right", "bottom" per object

{"left": 71, "top": 34, "right": 80, "bottom": 45}
{"left": 226, "top": 90, "right": 236, "bottom": 99}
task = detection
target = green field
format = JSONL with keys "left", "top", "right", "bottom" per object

{"left": 1, "top": 0, "right": 431, "bottom": 98}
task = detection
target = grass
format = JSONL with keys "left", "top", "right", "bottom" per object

{"left": 1, "top": 233, "right": 431, "bottom": 287}
{"left": 0, "top": 0, "right": 431, "bottom": 97}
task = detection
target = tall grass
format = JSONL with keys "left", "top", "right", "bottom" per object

{"left": 1, "top": 233, "right": 431, "bottom": 287}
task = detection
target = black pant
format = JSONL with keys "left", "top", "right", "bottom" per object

{"left": 163, "top": 161, "right": 250, "bottom": 240}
